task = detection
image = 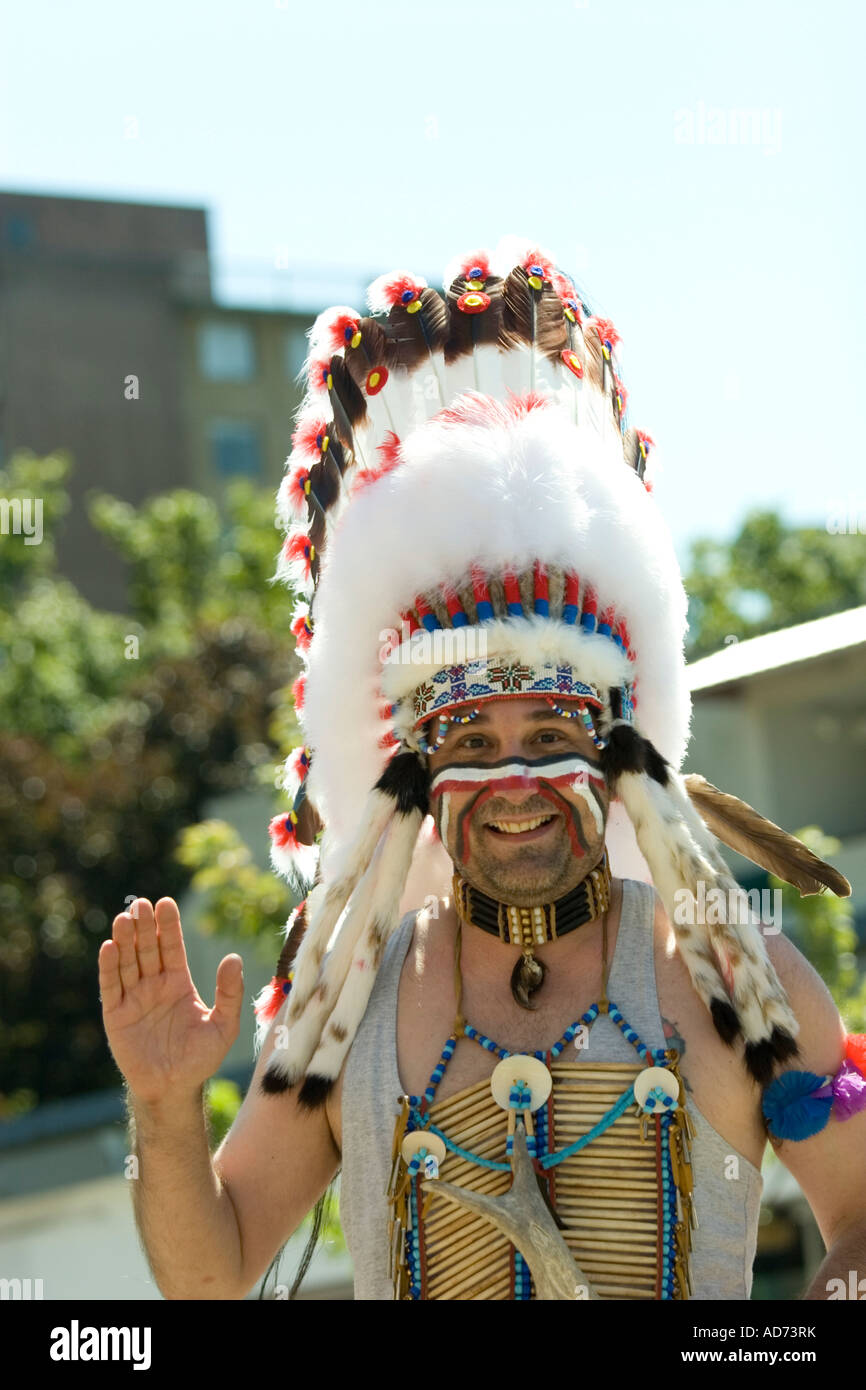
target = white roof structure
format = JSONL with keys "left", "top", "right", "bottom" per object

{"left": 687, "top": 606, "right": 866, "bottom": 693}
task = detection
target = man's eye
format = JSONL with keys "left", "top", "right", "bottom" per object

{"left": 457, "top": 734, "right": 488, "bottom": 749}
{"left": 534, "top": 730, "right": 565, "bottom": 743}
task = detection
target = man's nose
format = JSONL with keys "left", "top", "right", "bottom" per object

{"left": 491, "top": 766, "right": 543, "bottom": 805}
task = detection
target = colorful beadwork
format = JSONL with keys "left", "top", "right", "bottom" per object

{"left": 544, "top": 695, "right": 608, "bottom": 749}
{"left": 387, "top": 996, "right": 693, "bottom": 1300}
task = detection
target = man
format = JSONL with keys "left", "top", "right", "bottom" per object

{"left": 100, "top": 238, "right": 866, "bottom": 1299}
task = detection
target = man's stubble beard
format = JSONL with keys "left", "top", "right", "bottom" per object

{"left": 436, "top": 793, "right": 609, "bottom": 906}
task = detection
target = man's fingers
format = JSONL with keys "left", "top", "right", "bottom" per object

{"left": 211, "top": 954, "right": 244, "bottom": 1032}
{"left": 98, "top": 939, "right": 124, "bottom": 1014}
{"left": 154, "top": 898, "right": 188, "bottom": 973}
{"left": 113, "top": 911, "right": 141, "bottom": 993}
{"left": 134, "top": 898, "right": 161, "bottom": 978}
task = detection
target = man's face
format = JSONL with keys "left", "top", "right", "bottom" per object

{"left": 426, "top": 697, "right": 610, "bottom": 906}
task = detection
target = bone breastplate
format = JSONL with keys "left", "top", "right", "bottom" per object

{"left": 387, "top": 998, "right": 696, "bottom": 1300}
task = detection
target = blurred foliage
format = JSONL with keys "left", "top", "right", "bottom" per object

{"left": 205, "top": 1076, "right": 244, "bottom": 1151}
{"left": 684, "top": 510, "right": 866, "bottom": 661}
{"left": 176, "top": 819, "right": 288, "bottom": 948}
{"left": 0, "top": 450, "right": 300, "bottom": 1108}
{"left": 769, "top": 828, "right": 866, "bottom": 1030}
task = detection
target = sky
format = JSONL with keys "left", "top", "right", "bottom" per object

{"left": 2, "top": 0, "right": 864, "bottom": 562}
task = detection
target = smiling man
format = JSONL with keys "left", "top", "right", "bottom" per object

{"left": 103, "top": 237, "right": 865, "bottom": 1304}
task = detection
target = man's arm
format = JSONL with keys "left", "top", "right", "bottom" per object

{"left": 762, "top": 929, "right": 866, "bottom": 1299}
{"left": 129, "top": 1020, "right": 341, "bottom": 1300}
{"left": 209, "top": 1021, "right": 342, "bottom": 1298}
{"left": 103, "top": 897, "right": 340, "bottom": 1300}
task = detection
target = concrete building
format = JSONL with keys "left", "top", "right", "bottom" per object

{"left": 685, "top": 605, "right": 866, "bottom": 931}
{"left": 0, "top": 190, "right": 313, "bottom": 609}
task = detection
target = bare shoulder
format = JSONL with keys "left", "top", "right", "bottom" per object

{"left": 326, "top": 901, "right": 435, "bottom": 1149}
{"left": 761, "top": 928, "right": 847, "bottom": 1075}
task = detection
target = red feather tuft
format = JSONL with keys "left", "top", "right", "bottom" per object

{"left": 289, "top": 745, "right": 312, "bottom": 781}
{"left": 637, "top": 429, "right": 655, "bottom": 454}
{"left": 519, "top": 246, "right": 556, "bottom": 280}
{"left": 350, "top": 430, "right": 404, "bottom": 496}
{"left": 306, "top": 355, "right": 331, "bottom": 394}
{"left": 377, "top": 430, "right": 402, "bottom": 469}
{"left": 435, "top": 389, "right": 551, "bottom": 433}
{"left": 284, "top": 529, "right": 315, "bottom": 577}
{"left": 254, "top": 976, "right": 292, "bottom": 1023}
{"left": 291, "top": 609, "right": 314, "bottom": 652}
{"left": 325, "top": 310, "right": 362, "bottom": 354}
{"left": 367, "top": 271, "right": 428, "bottom": 314}
{"left": 287, "top": 465, "right": 311, "bottom": 517}
{"left": 456, "top": 251, "right": 492, "bottom": 281}
{"left": 589, "top": 316, "right": 621, "bottom": 353}
{"left": 846, "top": 1033, "right": 866, "bottom": 1076}
{"left": 291, "top": 417, "right": 330, "bottom": 456}
{"left": 292, "top": 672, "right": 306, "bottom": 712}
{"left": 268, "top": 810, "right": 299, "bottom": 849}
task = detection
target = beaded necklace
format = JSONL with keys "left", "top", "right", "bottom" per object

{"left": 387, "top": 898, "right": 696, "bottom": 1300}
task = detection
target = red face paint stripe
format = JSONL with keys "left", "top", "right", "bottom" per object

{"left": 430, "top": 771, "right": 605, "bottom": 800}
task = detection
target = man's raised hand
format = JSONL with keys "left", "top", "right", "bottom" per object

{"left": 99, "top": 897, "right": 244, "bottom": 1108}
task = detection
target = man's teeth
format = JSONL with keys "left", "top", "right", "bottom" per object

{"left": 488, "top": 816, "right": 553, "bottom": 834}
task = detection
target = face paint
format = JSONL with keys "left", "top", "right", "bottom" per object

{"left": 438, "top": 790, "right": 451, "bottom": 851}
{"left": 430, "top": 753, "right": 607, "bottom": 864}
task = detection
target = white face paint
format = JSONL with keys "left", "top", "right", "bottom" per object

{"left": 438, "top": 790, "right": 451, "bottom": 851}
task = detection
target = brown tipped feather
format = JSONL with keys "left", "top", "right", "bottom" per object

{"left": 684, "top": 774, "right": 851, "bottom": 898}
{"left": 328, "top": 354, "right": 366, "bottom": 435}
{"left": 500, "top": 266, "right": 568, "bottom": 363}
{"left": 444, "top": 277, "right": 505, "bottom": 363}
{"left": 388, "top": 287, "right": 450, "bottom": 371}
{"left": 623, "top": 426, "right": 645, "bottom": 482}
{"left": 342, "top": 316, "right": 392, "bottom": 391}
{"left": 276, "top": 899, "right": 309, "bottom": 978}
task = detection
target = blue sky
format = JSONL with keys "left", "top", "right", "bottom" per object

{"left": 2, "top": 0, "right": 864, "bottom": 562}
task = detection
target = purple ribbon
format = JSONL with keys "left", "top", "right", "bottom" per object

{"left": 812, "top": 1061, "right": 866, "bottom": 1121}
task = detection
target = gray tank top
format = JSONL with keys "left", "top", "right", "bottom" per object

{"left": 339, "top": 877, "right": 763, "bottom": 1300}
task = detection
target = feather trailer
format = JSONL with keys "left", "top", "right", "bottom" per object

{"left": 386, "top": 284, "right": 450, "bottom": 378}
{"left": 297, "top": 803, "right": 425, "bottom": 1108}
{"left": 253, "top": 897, "right": 309, "bottom": 1054}
{"left": 602, "top": 719, "right": 800, "bottom": 1083}
{"left": 262, "top": 750, "right": 429, "bottom": 1094}
{"left": 500, "top": 263, "right": 568, "bottom": 375}
{"left": 683, "top": 775, "right": 852, "bottom": 898}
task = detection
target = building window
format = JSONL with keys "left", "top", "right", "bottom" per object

{"left": 5, "top": 216, "right": 34, "bottom": 249}
{"left": 284, "top": 322, "right": 310, "bottom": 382}
{"left": 208, "top": 419, "right": 262, "bottom": 478}
{"left": 197, "top": 320, "right": 256, "bottom": 381}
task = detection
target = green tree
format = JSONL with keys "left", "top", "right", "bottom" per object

{"left": 684, "top": 510, "right": 866, "bottom": 661}
{"left": 0, "top": 451, "right": 300, "bottom": 1106}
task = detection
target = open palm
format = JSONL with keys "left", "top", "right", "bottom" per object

{"left": 99, "top": 897, "right": 244, "bottom": 1106}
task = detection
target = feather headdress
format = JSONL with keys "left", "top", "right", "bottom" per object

{"left": 256, "top": 235, "right": 850, "bottom": 1106}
